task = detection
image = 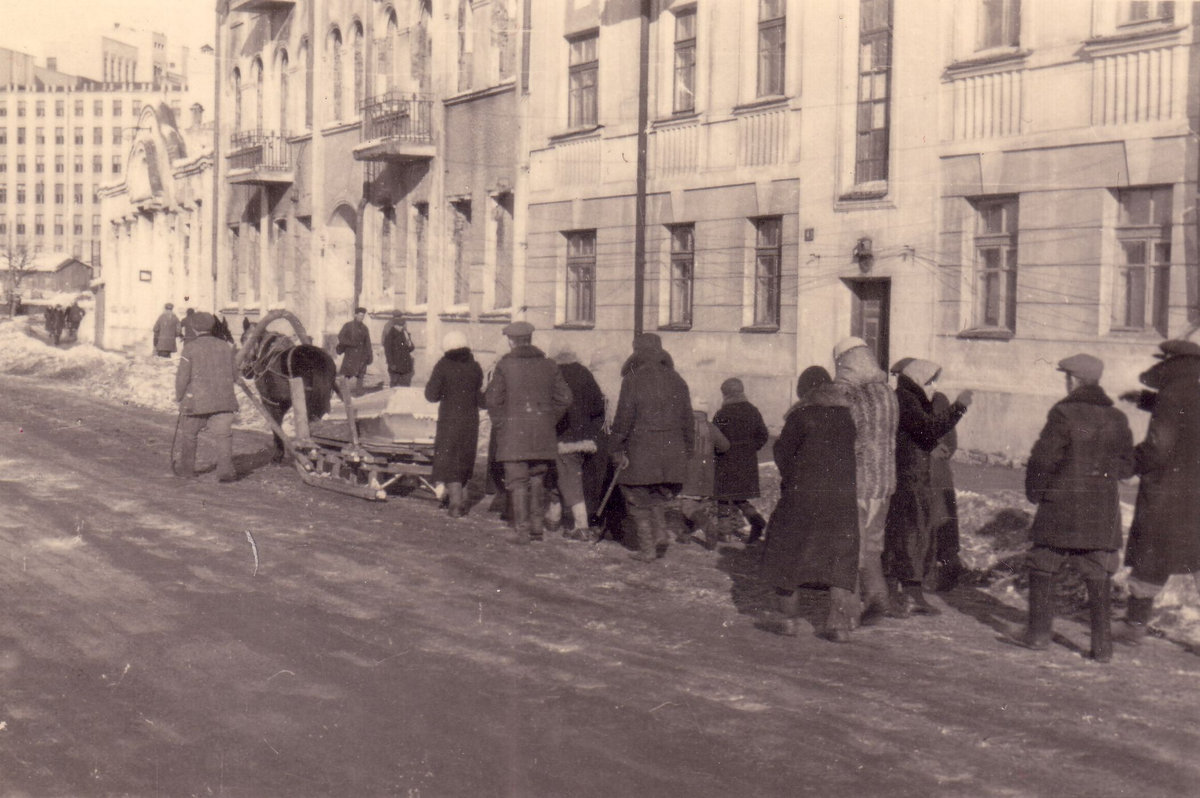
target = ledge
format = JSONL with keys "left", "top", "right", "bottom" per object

{"left": 320, "top": 119, "right": 362, "bottom": 137}
{"left": 444, "top": 81, "right": 515, "bottom": 107}
{"left": 732, "top": 96, "right": 789, "bottom": 115}
{"left": 548, "top": 124, "right": 603, "bottom": 144}
{"left": 438, "top": 311, "right": 471, "bottom": 322}
{"left": 956, "top": 327, "right": 1015, "bottom": 341}
{"left": 944, "top": 48, "right": 1031, "bottom": 78}
{"left": 554, "top": 322, "right": 595, "bottom": 331}
{"left": 1081, "top": 24, "right": 1185, "bottom": 55}
{"left": 652, "top": 111, "right": 701, "bottom": 128}
{"left": 657, "top": 322, "right": 692, "bottom": 332}
{"left": 838, "top": 186, "right": 889, "bottom": 203}
{"left": 739, "top": 324, "right": 779, "bottom": 334}
{"left": 478, "top": 310, "right": 514, "bottom": 324}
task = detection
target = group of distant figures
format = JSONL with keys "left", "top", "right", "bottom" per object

{"left": 42, "top": 303, "right": 85, "bottom": 346}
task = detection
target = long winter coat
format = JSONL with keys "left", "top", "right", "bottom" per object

{"left": 336, "top": 320, "right": 373, "bottom": 378}
{"left": 832, "top": 346, "right": 898, "bottom": 501}
{"left": 175, "top": 334, "right": 238, "bottom": 415}
{"left": 883, "top": 367, "right": 968, "bottom": 582}
{"left": 681, "top": 411, "right": 729, "bottom": 498}
{"left": 1125, "top": 356, "right": 1200, "bottom": 582}
{"left": 382, "top": 321, "right": 415, "bottom": 376}
{"left": 425, "top": 348, "right": 484, "bottom": 484}
{"left": 485, "top": 344, "right": 572, "bottom": 462}
{"left": 761, "top": 386, "right": 859, "bottom": 591}
{"left": 610, "top": 353, "right": 694, "bottom": 487}
{"left": 1025, "top": 384, "right": 1135, "bottom": 551}
{"left": 556, "top": 361, "right": 606, "bottom": 446}
{"left": 153, "top": 311, "right": 180, "bottom": 353}
{"left": 713, "top": 399, "right": 769, "bottom": 500}
{"left": 928, "top": 392, "right": 958, "bottom": 533}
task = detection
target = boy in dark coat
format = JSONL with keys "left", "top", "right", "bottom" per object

{"left": 713, "top": 377, "right": 770, "bottom": 544}
{"left": 1022, "top": 354, "right": 1134, "bottom": 662}
{"left": 485, "top": 321, "right": 572, "bottom": 544}
{"left": 336, "top": 307, "right": 373, "bottom": 393}
{"left": 425, "top": 330, "right": 484, "bottom": 517}
{"left": 1119, "top": 339, "right": 1200, "bottom": 644}
{"left": 174, "top": 312, "right": 239, "bottom": 482}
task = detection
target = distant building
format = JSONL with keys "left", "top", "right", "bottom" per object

{"left": 2, "top": 252, "right": 92, "bottom": 298}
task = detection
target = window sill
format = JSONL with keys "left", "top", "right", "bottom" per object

{"left": 657, "top": 322, "right": 692, "bottom": 332}
{"left": 438, "top": 310, "right": 471, "bottom": 322}
{"left": 444, "top": 81, "right": 515, "bottom": 107}
{"left": 957, "top": 327, "right": 1014, "bottom": 341}
{"left": 1107, "top": 327, "right": 1167, "bottom": 339}
{"left": 554, "top": 322, "right": 595, "bottom": 331}
{"left": 739, "top": 324, "right": 779, "bottom": 334}
{"left": 838, "top": 185, "right": 889, "bottom": 203}
{"left": 479, "top": 310, "right": 513, "bottom": 323}
{"left": 287, "top": 131, "right": 313, "bottom": 144}
{"left": 732, "top": 96, "right": 789, "bottom": 115}
{"left": 652, "top": 111, "right": 701, "bottom": 127}
{"left": 1082, "top": 24, "right": 1184, "bottom": 53}
{"left": 320, "top": 119, "right": 362, "bottom": 136}
{"left": 548, "top": 125, "right": 603, "bottom": 144}
{"left": 944, "top": 48, "right": 1030, "bottom": 76}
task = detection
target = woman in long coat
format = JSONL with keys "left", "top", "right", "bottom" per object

{"left": 425, "top": 330, "right": 484, "bottom": 517}
{"left": 713, "top": 378, "right": 770, "bottom": 541}
{"left": 883, "top": 359, "right": 970, "bottom": 615}
{"left": 761, "top": 367, "right": 859, "bottom": 641}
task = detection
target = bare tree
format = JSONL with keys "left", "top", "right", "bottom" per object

{"left": 2, "top": 242, "right": 37, "bottom": 316}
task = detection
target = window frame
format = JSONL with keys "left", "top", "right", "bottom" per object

{"left": 567, "top": 31, "right": 599, "bottom": 129}
{"left": 977, "top": 0, "right": 1020, "bottom": 51}
{"left": 752, "top": 216, "right": 783, "bottom": 328}
{"left": 756, "top": 0, "right": 786, "bottom": 97}
{"left": 1112, "top": 185, "right": 1172, "bottom": 335}
{"left": 666, "top": 223, "right": 695, "bottom": 328}
{"left": 673, "top": 8, "right": 697, "bottom": 114}
{"left": 855, "top": 0, "right": 892, "bottom": 187}
{"left": 970, "top": 196, "right": 1019, "bottom": 333}
{"left": 564, "top": 229, "right": 597, "bottom": 325}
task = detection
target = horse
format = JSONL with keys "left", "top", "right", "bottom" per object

{"left": 236, "top": 313, "right": 338, "bottom": 463}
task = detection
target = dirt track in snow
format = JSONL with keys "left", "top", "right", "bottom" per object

{"left": 1, "top": 376, "right": 1198, "bottom": 797}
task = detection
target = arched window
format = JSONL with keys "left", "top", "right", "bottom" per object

{"left": 379, "top": 10, "right": 397, "bottom": 94}
{"left": 232, "top": 67, "right": 242, "bottom": 132}
{"left": 329, "top": 28, "right": 344, "bottom": 121}
{"left": 276, "top": 49, "right": 289, "bottom": 134}
{"left": 352, "top": 22, "right": 365, "bottom": 112}
{"left": 253, "top": 57, "right": 264, "bottom": 132}
{"left": 299, "top": 39, "right": 312, "bottom": 130}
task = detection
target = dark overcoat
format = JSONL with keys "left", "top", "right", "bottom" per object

{"left": 883, "top": 374, "right": 967, "bottom": 582}
{"left": 712, "top": 400, "right": 769, "bottom": 500}
{"left": 1126, "top": 356, "right": 1200, "bottom": 582}
{"left": 1025, "top": 384, "right": 1134, "bottom": 551}
{"left": 761, "top": 386, "right": 859, "bottom": 591}
{"left": 175, "top": 334, "right": 239, "bottom": 415}
{"left": 610, "top": 355, "right": 694, "bottom": 487}
{"left": 336, "top": 320, "right": 373, "bottom": 377}
{"left": 425, "top": 348, "right": 484, "bottom": 484}
{"left": 681, "top": 411, "right": 729, "bottom": 498}
{"left": 485, "top": 344, "right": 572, "bottom": 462}
{"left": 154, "top": 311, "right": 180, "bottom": 353}
{"left": 556, "top": 361, "right": 606, "bottom": 444}
{"left": 382, "top": 321, "right": 415, "bottom": 375}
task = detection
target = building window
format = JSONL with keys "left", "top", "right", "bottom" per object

{"left": 93, "top": 155, "right": 103, "bottom": 174}
{"left": 0, "top": 188, "right": 6, "bottom": 203}
{"left": 565, "top": 230, "right": 596, "bottom": 324}
{"left": 74, "top": 155, "right": 83, "bottom": 174}
{"left": 492, "top": 192, "right": 514, "bottom": 309}
{"left": 55, "top": 156, "right": 64, "bottom": 174}
{"left": 667, "top": 224, "right": 695, "bottom": 327}
{"left": 352, "top": 23, "right": 365, "bottom": 111}
{"left": 111, "top": 155, "right": 121, "bottom": 175}
{"left": 55, "top": 127, "right": 64, "bottom": 145}
{"left": 412, "top": 202, "right": 429, "bottom": 306}
{"left": 16, "top": 155, "right": 25, "bottom": 173}
{"left": 55, "top": 183, "right": 64, "bottom": 204}
{"left": 35, "top": 184, "right": 44, "bottom": 204}
{"left": 753, "top": 216, "right": 782, "bottom": 327}
{"left": 1122, "top": 1, "right": 1174, "bottom": 25}
{"left": 450, "top": 199, "right": 472, "bottom": 305}
{"left": 113, "top": 99, "right": 122, "bottom": 117}
{"left": 55, "top": 100, "right": 64, "bottom": 117}
{"left": 17, "top": 101, "right": 25, "bottom": 117}
{"left": 16, "top": 184, "right": 25, "bottom": 204}
{"left": 35, "top": 214, "right": 44, "bottom": 235}
{"left": 74, "top": 183, "right": 83, "bottom": 204}
{"left": 15, "top": 220, "right": 24, "bottom": 236}
{"left": 93, "top": 127, "right": 102, "bottom": 145}
{"left": 74, "top": 99, "right": 84, "bottom": 116}
{"left": 54, "top": 214, "right": 63, "bottom": 235}
{"left": 856, "top": 0, "right": 892, "bottom": 186}
{"left": 1, "top": 102, "right": 8, "bottom": 117}
{"left": 379, "top": 206, "right": 394, "bottom": 294}
{"left": 972, "top": 197, "right": 1019, "bottom": 331}
{"left": 978, "top": 0, "right": 1020, "bottom": 50}
{"left": 567, "top": 32, "right": 598, "bottom": 128}
{"left": 0, "top": 130, "right": 5, "bottom": 144}
{"left": 17, "top": 127, "right": 24, "bottom": 145}
{"left": 132, "top": 99, "right": 141, "bottom": 116}
{"left": 0, "top": 157, "right": 5, "bottom": 173}
{"left": 36, "top": 100, "right": 45, "bottom": 118}
{"left": 329, "top": 29, "right": 344, "bottom": 121}
{"left": 36, "top": 128, "right": 45, "bottom": 146}
{"left": 94, "top": 99, "right": 103, "bottom": 116}
{"left": 92, "top": 214, "right": 100, "bottom": 237}
{"left": 112, "top": 127, "right": 122, "bottom": 145}
{"left": 1114, "top": 186, "right": 1172, "bottom": 334}
{"left": 35, "top": 155, "right": 44, "bottom": 173}
{"left": 457, "top": 0, "right": 474, "bottom": 92}
{"left": 757, "top": 0, "right": 786, "bottom": 97}
{"left": 74, "top": 127, "right": 83, "bottom": 145}
{"left": 74, "top": 214, "right": 83, "bottom": 236}
{"left": 673, "top": 9, "right": 697, "bottom": 113}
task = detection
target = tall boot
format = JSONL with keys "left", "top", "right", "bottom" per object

{"left": 823, "top": 587, "right": 854, "bottom": 642}
{"left": 858, "top": 558, "right": 895, "bottom": 626}
{"left": 1020, "top": 571, "right": 1054, "bottom": 650}
{"left": 650, "top": 502, "right": 671, "bottom": 558}
{"left": 446, "top": 482, "right": 465, "bottom": 518}
{"left": 176, "top": 428, "right": 198, "bottom": 478}
{"left": 629, "top": 512, "right": 657, "bottom": 563}
{"left": 1116, "top": 596, "right": 1155, "bottom": 646}
{"left": 1086, "top": 578, "right": 1113, "bottom": 663}
{"left": 528, "top": 473, "right": 546, "bottom": 542}
{"left": 564, "top": 502, "right": 591, "bottom": 540}
{"left": 746, "top": 511, "right": 767, "bottom": 545}
{"left": 508, "top": 484, "right": 531, "bottom": 545}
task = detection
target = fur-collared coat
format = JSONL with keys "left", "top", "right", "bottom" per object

{"left": 485, "top": 344, "right": 572, "bottom": 462}
{"left": 425, "top": 348, "right": 484, "bottom": 484}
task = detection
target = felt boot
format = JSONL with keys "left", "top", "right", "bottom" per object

{"left": 1019, "top": 571, "right": 1054, "bottom": 650}
{"left": 1086, "top": 578, "right": 1113, "bottom": 663}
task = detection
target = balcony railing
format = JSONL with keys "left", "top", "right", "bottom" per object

{"left": 354, "top": 92, "right": 435, "bottom": 162}
{"left": 229, "top": 0, "right": 295, "bottom": 13}
{"left": 227, "top": 130, "right": 293, "bottom": 184}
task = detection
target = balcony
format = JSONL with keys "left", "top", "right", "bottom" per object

{"left": 353, "top": 92, "right": 436, "bottom": 163}
{"left": 226, "top": 131, "right": 293, "bottom": 186}
{"left": 229, "top": 0, "right": 295, "bottom": 13}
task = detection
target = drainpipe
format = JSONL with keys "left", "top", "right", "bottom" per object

{"left": 210, "top": 4, "right": 222, "bottom": 314}
{"left": 632, "top": 0, "right": 650, "bottom": 338}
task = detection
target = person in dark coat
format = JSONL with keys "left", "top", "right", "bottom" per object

{"left": 65, "top": 302, "right": 85, "bottom": 341}
{"left": 180, "top": 308, "right": 198, "bottom": 342}
{"left": 713, "top": 377, "right": 770, "bottom": 544}
{"left": 551, "top": 349, "right": 606, "bottom": 540}
{"left": 425, "top": 330, "right": 484, "bottom": 517}
{"left": 153, "top": 303, "right": 180, "bottom": 357}
{"left": 678, "top": 398, "right": 729, "bottom": 549}
{"left": 1119, "top": 339, "right": 1200, "bottom": 644}
{"left": 762, "top": 366, "right": 860, "bottom": 642}
{"left": 382, "top": 312, "right": 416, "bottom": 387}
{"left": 336, "top": 307, "right": 373, "bottom": 393}
{"left": 174, "top": 311, "right": 239, "bottom": 482}
{"left": 1021, "top": 354, "right": 1134, "bottom": 663}
{"left": 883, "top": 358, "right": 972, "bottom": 616}
{"left": 485, "top": 321, "right": 572, "bottom": 544}
{"left": 48, "top": 305, "right": 65, "bottom": 346}
{"left": 609, "top": 333, "right": 694, "bottom": 562}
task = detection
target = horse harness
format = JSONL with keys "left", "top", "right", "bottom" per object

{"left": 241, "top": 333, "right": 304, "bottom": 409}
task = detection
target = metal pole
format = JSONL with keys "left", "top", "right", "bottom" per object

{"left": 632, "top": 0, "right": 651, "bottom": 338}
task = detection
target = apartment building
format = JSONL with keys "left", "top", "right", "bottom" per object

{"left": 215, "top": 0, "right": 520, "bottom": 376}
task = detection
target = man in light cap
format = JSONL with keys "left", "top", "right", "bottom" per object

{"left": 153, "top": 302, "right": 181, "bottom": 357}
{"left": 174, "top": 312, "right": 240, "bottom": 482}
{"left": 1020, "top": 353, "right": 1133, "bottom": 662}
{"left": 1119, "top": 338, "right": 1200, "bottom": 644}
{"left": 830, "top": 336, "right": 900, "bottom": 623}
{"left": 486, "top": 321, "right": 572, "bottom": 543}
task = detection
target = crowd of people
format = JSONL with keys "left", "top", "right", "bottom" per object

{"left": 165, "top": 305, "right": 1200, "bottom": 660}
{"left": 41, "top": 302, "right": 85, "bottom": 346}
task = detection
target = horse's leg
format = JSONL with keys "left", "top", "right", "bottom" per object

{"left": 270, "top": 403, "right": 290, "bottom": 463}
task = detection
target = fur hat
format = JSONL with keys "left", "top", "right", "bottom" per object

{"left": 443, "top": 330, "right": 468, "bottom": 352}
{"left": 833, "top": 336, "right": 868, "bottom": 361}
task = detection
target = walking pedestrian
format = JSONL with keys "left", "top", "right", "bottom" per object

{"left": 382, "top": 312, "right": 416, "bottom": 387}
{"left": 65, "top": 302, "right": 85, "bottom": 341}
{"left": 153, "top": 303, "right": 180, "bottom": 357}
{"left": 712, "top": 378, "right": 769, "bottom": 544}
{"left": 336, "top": 307, "right": 373, "bottom": 394}
{"left": 761, "top": 366, "right": 860, "bottom": 642}
{"left": 609, "top": 333, "right": 694, "bottom": 562}
{"left": 1020, "top": 354, "right": 1134, "bottom": 662}
{"left": 174, "top": 311, "right": 239, "bottom": 482}
{"left": 180, "top": 308, "right": 198, "bottom": 342}
{"left": 830, "top": 337, "right": 900, "bottom": 625}
{"left": 551, "top": 349, "right": 606, "bottom": 540}
{"left": 1119, "top": 339, "right": 1200, "bottom": 644}
{"left": 425, "top": 330, "right": 484, "bottom": 518}
{"left": 883, "top": 358, "right": 972, "bottom": 616}
{"left": 678, "top": 398, "right": 729, "bottom": 549}
{"left": 484, "top": 321, "right": 572, "bottom": 544}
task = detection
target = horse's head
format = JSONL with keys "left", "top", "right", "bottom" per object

{"left": 209, "top": 315, "right": 235, "bottom": 344}
{"left": 240, "top": 316, "right": 254, "bottom": 345}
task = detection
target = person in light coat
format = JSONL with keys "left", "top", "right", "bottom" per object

{"left": 174, "top": 312, "right": 239, "bottom": 482}
{"left": 153, "top": 303, "right": 180, "bottom": 357}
